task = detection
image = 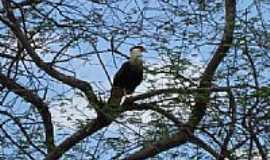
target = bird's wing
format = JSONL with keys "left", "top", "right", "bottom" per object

{"left": 113, "top": 62, "right": 130, "bottom": 85}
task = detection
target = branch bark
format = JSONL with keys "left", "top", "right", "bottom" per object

{"left": 0, "top": 110, "right": 46, "bottom": 155}
{"left": 218, "top": 91, "right": 236, "bottom": 159}
{"left": 0, "top": 73, "right": 55, "bottom": 152}
{"left": 125, "top": 0, "right": 236, "bottom": 159}
{"left": 0, "top": 0, "right": 100, "bottom": 107}
{"left": 189, "top": 136, "right": 220, "bottom": 159}
{"left": 0, "top": 0, "right": 237, "bottom": 159}
{"left": 126, "top": 128, "right": 192, "bottom": 160}
{"left": 44, "top": 117, "right": 111, "bottom": 160}
{"left": 0, "top": 0, "right": 103, "bottom": 155}
{"left": 188, "top": 0, "right": 236, "bottom": 126}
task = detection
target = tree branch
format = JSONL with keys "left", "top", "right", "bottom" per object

{"left": 0, "top": 125, "right": 36, "bottom": 160}
{"left": 0, "top": 0, "right": 101, "bottom": 108}
{"left": 124, "top": 0, "right": 236, "bottom": 159}
{"left": 189, "top": 136, "right": 220, "bottom": 159}
{"left": 124, "top": 87, "right": 231, "bottom": 103}
{"left": 0, "top": 110, "right": 46, "bottom": 155}
{"left": 188, "top": 0, "right": 236, "bottom": 126}
{"left": 218, "top": 90, "right": 236, "bottom": 159}
{"left": 0, "top": 73, "right": 54, "bottom": 152}
{"left": 126, "top": 128, "right": 191, "bottom": 160}
{"left": 44, "top": 117, "right": 110, "bottom": 160}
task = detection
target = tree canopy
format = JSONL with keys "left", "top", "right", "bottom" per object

{"left": 0, "top": 0, "right": 270, "bottom": 159}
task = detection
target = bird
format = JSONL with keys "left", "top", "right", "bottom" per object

{"left": 108, "top": 45, "right": 146, "bottom": 106}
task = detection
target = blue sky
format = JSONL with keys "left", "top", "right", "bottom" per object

{"left": 1, "top": 0, "right": 270, "bottom": 159}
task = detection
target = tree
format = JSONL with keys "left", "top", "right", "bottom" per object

{"left": 0, "top": 0, "right": 269, "bottom": 159}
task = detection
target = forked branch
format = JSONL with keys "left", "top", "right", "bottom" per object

{"left": 125, "top": 0, "right": 236, "bottom": 159}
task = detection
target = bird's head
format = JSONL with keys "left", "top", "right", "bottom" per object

{"left": 130, "top": 45, "right": 146, "bottom": 60}
{"left": 130, "top": 45, "right": 146, "bottom": 53}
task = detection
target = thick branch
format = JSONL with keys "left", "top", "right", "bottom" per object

{"left": 0, "top": 73, "right": 54, "bottom": 152}
{"left": 44, "top": 117, "right": 111, "bottom": 160}
{"left": 188, "top": 0, "right": 236, "bottom": 126}
{"left": 0, "top": 0, "right": 100, "bottom": 107}
{"left": 189, "top": 136, "right": 220, "bottom": 159}
{"left": 125, "top": 0, "right": 236, "bottom": 159}
{"left": 126, "top": 128, "right": 191, "bottom": 160}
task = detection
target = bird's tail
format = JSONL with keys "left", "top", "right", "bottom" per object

{"left": 108, "top": 86, "right": 124, "bottom": 106}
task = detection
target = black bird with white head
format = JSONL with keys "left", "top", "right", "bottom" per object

{"left": 108, "top": 46, "right": 146, "bottom": 105}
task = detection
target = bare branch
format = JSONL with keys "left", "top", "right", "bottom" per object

{"left": 125, "top": 128, "right": 192, "bottom": 160}
{"left": 124, "top": 0, "right": 236, "bottom": 159}
{"left": 124, "top": 87, "right": 231, "bottom": 103}
{"left": 188, "top": 0, "right": 236, "bottom": 126}
{"left": 44, "top": 117, "right": 110, "bottom": 160}
{"left": 218, "top": 90, "right": 236, "bottom": 159}
{"left": 0, "top": 0, "right": 101, "bottom": 108}
{"left": 0, "top": 110, "right": 46, "bottom": 155}
{"left": 0, "top": 125, "right": 36, "bottom": 160}
{"left": 0, "top": 73, "right": 54, "bottom": 152}
{"left": 189, "top": 136, "right": 220, "bottom": 159}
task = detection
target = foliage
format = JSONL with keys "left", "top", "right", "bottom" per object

{"left": 0, "top": 0, "right": 269, "bottom": 159}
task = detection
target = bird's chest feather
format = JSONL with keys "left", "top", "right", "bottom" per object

{"left": 128, "top": 63, "right": 143, "bottom": 75}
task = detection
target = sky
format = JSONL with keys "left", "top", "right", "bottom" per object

{"left": 48, "top": 1, "right": 270, "bottom": 159}
{"left": 2, "top": 0, "right": 270, "bottom": 159}
{"left": 49, "top": 0, "right": 218, "bottom": 129}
